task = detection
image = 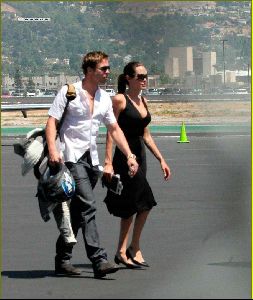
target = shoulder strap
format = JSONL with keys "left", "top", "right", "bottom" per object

{"left": 56, "top": 84, "right": 76, "bottom": 133}
{"left": 66, "top": 83, "right": 76, "bottom": 101}
{"left": 141, "top": 95, "right": 148, "bottom": 111}
{"left": 124, "top": 93, "right": 131, "bottom": 103}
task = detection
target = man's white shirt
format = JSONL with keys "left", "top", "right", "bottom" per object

{"left": 48, "top": 81, "right": 116, "bottom": 165}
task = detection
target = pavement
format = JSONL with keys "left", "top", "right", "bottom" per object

{"left": 1, "top": 133, "right": 251, "bottom": 299}
{"left": 1, "top": 123, "right": 251, "bottom": 138}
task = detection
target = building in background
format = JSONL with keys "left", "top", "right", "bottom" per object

{"left": 193, "top": 56, "right": 203, "bottom": 76}
{"left": 148, "top": 75, "right": 160, "bottom": 88}
{"left": 164, "top": 56, "right": 179, "bottom": 78}
{"left": 165, "top": 47, "right": 193, "bottom": 79}
{"left": 2, "top": 73, "right": 81, "bottom": 92}
{"left": 225, "top": 70, "right": 236, "bottom": 84}
{"left": 202, "top": 51, "right": 217, "bottom": 77}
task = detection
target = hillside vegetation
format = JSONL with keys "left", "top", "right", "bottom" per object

{"left": 2, "top": 1, "right": 250, "bottom": 78}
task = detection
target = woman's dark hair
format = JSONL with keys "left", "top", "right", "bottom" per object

{"left": 118, "top": 61, "right": 144, "bottom": 94}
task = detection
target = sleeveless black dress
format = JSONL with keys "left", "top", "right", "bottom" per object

{"left": 104, "top": 94, "right": 157, "bottom": 219}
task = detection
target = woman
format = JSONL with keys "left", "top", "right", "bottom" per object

{"left": 104, "top": 61, "right": 171, "bottom": 269}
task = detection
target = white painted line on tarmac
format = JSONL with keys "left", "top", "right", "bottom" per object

{"left": 182, "top": 149, "right": 225, "bottom": 151}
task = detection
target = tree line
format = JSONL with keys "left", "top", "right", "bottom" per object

{"left": 2, "top": 1, "right": 250, "bottom": 80}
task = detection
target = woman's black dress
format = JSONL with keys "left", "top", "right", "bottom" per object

{"left": 104, "top": 94, "right": 157, "bottom": 219}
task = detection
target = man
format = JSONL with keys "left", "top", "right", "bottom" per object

{"left": 46, "top": 51, "right": 138, "bottom": 278}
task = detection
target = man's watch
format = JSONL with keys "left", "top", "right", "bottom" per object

{"left": 127, "top": 153, "right": 137, "bottom": 160}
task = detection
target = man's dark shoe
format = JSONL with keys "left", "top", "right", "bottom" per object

{"left": 55, "top": 262, "right": 81, "bottom": 276}
{"left": 93, "top": 261, "right": 119, "bottom": 279}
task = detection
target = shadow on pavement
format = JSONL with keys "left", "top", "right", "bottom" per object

{"left": 207, "top": 261, "right": 251, "bottom": 268}
{"left": 2, "top": 263, "right": 113, "bottom": 280}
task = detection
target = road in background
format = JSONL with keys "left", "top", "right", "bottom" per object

{"left": 1, "top": 93, "right": 251, "bottom": 105}
{"left": 1, "top": 134, "right": 251, "bottom": 299}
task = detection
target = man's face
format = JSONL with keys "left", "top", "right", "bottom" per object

{"left": 93, "top": 58, "right": 110, "bottom": 85}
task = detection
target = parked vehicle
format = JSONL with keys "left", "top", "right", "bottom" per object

{"left": 233, "top": 88, "right": 249, "bottom": 94}
{"left": 222, "top": 88, "right": 235, "bottom": 94}
{"left": 41, "top": 90, "right": 57, "bottom": 97}
{"left": 160, "top": 88, "right": 173, "bottom": 95}
{"left": 27, "top": 91, "right": 36, "bottom": 97}
{"left": 144, "top": 88, "right": 160, "bottom": 96}
{"left": 12, "top": 92, "right": 24, "bottom": 97}
{"left": 105, "top": 88, "right": 116, "bottom": 96}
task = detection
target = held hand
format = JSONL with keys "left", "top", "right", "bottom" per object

{"left": 103, "top": 163, "right": 114, "bottom": 182}
{"left": 48, "top": 150, "right": 63, "bottom": 166}
{"left": 127, "top": 158, "right": 139, "bottom": 177}
{"left": 161, "top": 160, "right": 171, "bottom": 181}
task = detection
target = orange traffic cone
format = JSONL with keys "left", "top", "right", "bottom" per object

{"left": 177, "top": 122, "right": 190, "bottom": 143}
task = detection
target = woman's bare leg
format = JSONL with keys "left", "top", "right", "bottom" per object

{"left": 129, "top": 210, "right": 149, "bottom": 262}
{"left": 116, "top": 216, "right": 135, "bottom": 264}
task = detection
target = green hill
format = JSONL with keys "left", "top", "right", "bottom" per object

{"left": 1, "top": 1, "right": 250, "bottom": 79}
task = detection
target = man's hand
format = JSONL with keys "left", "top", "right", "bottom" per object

{"left": 106, "top": 123, "right": 139, "bottom": 177}
{"left": 103, "top": 163, "right": 114, "bottom": 182}
{"left": 48, "top": 149, "right": 63, "bottom": 166}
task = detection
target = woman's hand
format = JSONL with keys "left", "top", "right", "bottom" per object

{"left": 161, "top": 159, "right": 171, "bottom": 180}
{"left": 127, "top": 157, "right": 139, "bottom": 177}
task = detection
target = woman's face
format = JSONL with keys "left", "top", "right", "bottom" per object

{"left": 128, "top": 65, "right": 148, "bottom": 90}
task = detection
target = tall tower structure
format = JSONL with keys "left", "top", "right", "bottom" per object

{"left": 165, "top": 56, "right": 179, "bottom": 78}
{"left": 202, "top": 51, "right": 216, "bottom": 77}
{"left": 165, "top": 47, "right": 193, "bottom": 78}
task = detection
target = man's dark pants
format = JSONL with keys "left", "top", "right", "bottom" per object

{"left": 55, "top": 151, "right": 108, "bottom": 266}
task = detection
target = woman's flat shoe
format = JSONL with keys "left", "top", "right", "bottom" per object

{"left": 126, "top": 249, "right": 150, "bottom": 267}
{"left": 114, "top": 255, "right": 141, "bottom": 269}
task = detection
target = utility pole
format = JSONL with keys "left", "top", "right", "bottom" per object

{"left": 221, "top": 39, "right": 228, "bottom": 87}
{"left": 247, "top": 63, "right": 250, "bottom": 88}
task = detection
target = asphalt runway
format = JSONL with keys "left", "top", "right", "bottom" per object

{"left": 1, "top": 134, "right": 251, "bottom": 299}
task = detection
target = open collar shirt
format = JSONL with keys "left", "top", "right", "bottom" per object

{"left": 48, "top": 81, "right": 116, "bottom": 165}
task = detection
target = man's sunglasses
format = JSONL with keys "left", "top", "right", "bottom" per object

{"left": 98, "top": 66, "right": 111, "bottom": 72}
{"left": 135, "top": 74, "right": 148, "bottom": 81}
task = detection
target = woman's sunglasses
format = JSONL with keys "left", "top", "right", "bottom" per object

{"left": 135, "top": 74, "right": 148, "bottom": 81}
